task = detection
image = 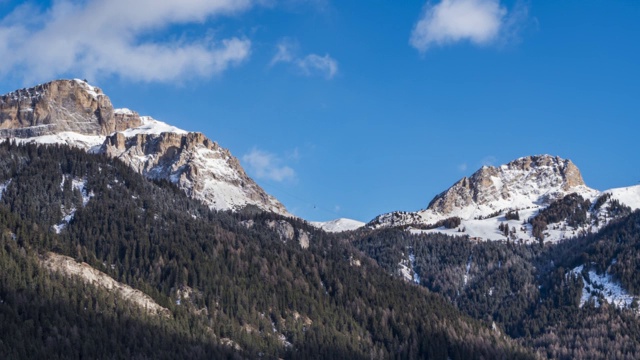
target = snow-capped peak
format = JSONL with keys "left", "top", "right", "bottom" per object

{"left": 365, "top": 155, "right": 639, "bottom": 244}
{"left": 119, "top": 116, "right": 188, "bottom": 137}
{"left": 0, "top": 79, "right": 290, "bottom": 217}
{"left": 310, "top": 218, "right": 365, "bottom": 233}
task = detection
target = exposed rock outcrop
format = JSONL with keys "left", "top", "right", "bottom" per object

{"left": 102, "top": 128, "right": 289, "bottom": 215}
{"left": 427, "top": 155, "right": 586, "bottom": 215}
{"left": 368, "top": 155, "right": 597, "bottom": 229}
{"left": 0, "top": 79, "right": 289, "bottom": 215}
{"left": 0, "top": 79, "right": 141, "bottom": 137}
{"left": 41, "top": 252, "right": 170, "bottom": 317}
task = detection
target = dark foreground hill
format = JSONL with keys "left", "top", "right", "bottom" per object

{"left": 0, "top": 142, "right": 531, "bottom": 359}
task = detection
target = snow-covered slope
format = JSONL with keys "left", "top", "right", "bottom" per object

{"left": 570, "top": 265, "right": 639, "bottom": 313}
{"left": 605, "top": 185, "right": 640, "bottom": 210}
{"left": 310, "top": 218, "right": 365, "bottom": 233}
{"left": 368, "top": 155, "right": 639, "bottom": 243}
{"left": 0, "top": 79, "right": 290, "bottom": 216}
{"left": 103, "top": 121, "right": 289, "bottom": 215}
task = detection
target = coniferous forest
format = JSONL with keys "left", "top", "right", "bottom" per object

{"left": 2, "top": 141, "right": 640, "bottom": 359}
{"left": 0, "top": 142, "right": 533, "bottom": 359}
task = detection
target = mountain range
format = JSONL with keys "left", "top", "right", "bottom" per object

{"left": 2, "top": 79, "right": 640, "bottom": 359}
{"left": 0, "top": 79, "right": 288, "bottom": 216}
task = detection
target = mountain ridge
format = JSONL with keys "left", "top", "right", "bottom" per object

{"left": 0, "top": 79, "right": 289, "bottom": 216}
{"left": 368, "top": 154, "right": 640, "bottom": 243}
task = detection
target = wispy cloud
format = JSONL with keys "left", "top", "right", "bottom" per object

{"left": 270, "top": 39, "right": 338, "bottom": 79}
{"left": 458, "top": 163, "right": 468, "bottom": 172}
{"left": 410, "top": 0, "right": 529, "bottom": 52}
{"left": 242, "top": 148, "right": 296, "bottom": 182}
{"left": 481, "top": 155, "right": 497, "bottom": 167}
{"left": 0, "top": 0, "right": 257, "bottom": 83}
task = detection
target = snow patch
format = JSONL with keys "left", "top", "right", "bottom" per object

{"left": 398, "top": 249, "right": 420, "bottom": 284}
{"left": 120, "top": 116, "right": 187, "bottom": 137}
{"left": 310, "top": 218, "right": 365, "bottom": 233}
{"left": 0, "top": 179, "right": 11, "bottom": 199}
{"left": 605, "top": 185, "right": 640, "bottom": 211}
{"left": 2, "top": 132, "right": 106, "bottom": 152}
{"left": 71, "top": 178, "right": 93, "bottom": 206}
{"left": 570, "top": 265, "right": 638, "bottom": 312}
{"left": 114, "top": 108, "right": 135, "bottom": 115}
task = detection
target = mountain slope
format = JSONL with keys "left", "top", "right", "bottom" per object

{"left": 354, "top": 209, "right": 640, "bottom": 359}
{"left": 369, "top": 155, "right": 639, "bottom": 243}
{"left": 0, "top": 79, "right": 288, "bottom": 215}
{"left": 310, "top": 218, "right": 365, "bottom": 233}
{"left": 0, "top": 142, "right": 534, "bottom": 359}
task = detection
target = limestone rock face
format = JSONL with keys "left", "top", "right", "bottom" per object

{"left": 427, "top": 155, "right": 587, "bottom": 216}
{"left": 41, "top": 252, "right": 169, "bottom": 317}
{"left": 102, "top": 130, "right": 289, "bottom": 215}
{"left": 368, "top": 155, "right": 596, "bottom": 229}
{"left": 0, "top": 79, "right": 289, "bottom": 216}
{"left": 0, "top": 79, "right": 141, "bottom": 138}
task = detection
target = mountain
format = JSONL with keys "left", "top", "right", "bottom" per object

{"left": 368, "top": 155, "right": 639, "bottom": 243}
{"left": 0, "top": 142, "right": 534, "bottom": 359}
{"left": 309, "top": 218, "right": 365, "bottom": 233}
{"left": 0, "top": 79, "right": 288, "bottom": 215}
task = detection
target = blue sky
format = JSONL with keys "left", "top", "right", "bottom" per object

{"left": 0, "top": 0, "right": 639, "bottom": 222}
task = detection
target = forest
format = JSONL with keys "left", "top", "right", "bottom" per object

{"left": 0, "top": 142, "right": 532, "bottom": 359}
{"left": 2, "top": 141, "right": 640, "bottom": 359}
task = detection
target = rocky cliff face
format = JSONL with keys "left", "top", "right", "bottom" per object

{"left": 426, "top": 155, "right": 587, "bottom": 216}
{"left": 0, "top": 80, "right": 289, "bottom": 216}
{"left": 0, "top": 79, "right": 141, "bottom": 137}
{"left": 368, "top": 155, "right": 597, "bottom": 230}
{"left": 103, "top": 130, "right": 288, "bottom": 215}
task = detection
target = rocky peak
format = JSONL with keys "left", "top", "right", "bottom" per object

{"left": 0, "top": 80, "right": 290, "bottom": 216}
{"left": 103, "top": 128, "right": 289, "bottom": 216}
{"left": 426, "top": 155, "right": 588, "bottom": 216}
{"left": 0, "top": 79, "right": 141, "bottom": 138}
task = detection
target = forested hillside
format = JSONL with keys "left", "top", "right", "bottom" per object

{"left": 353, "top": 207, "right": 640, "bottom": 359}
{"left": 0, "top": 142, "right": 532, "bottom": 359}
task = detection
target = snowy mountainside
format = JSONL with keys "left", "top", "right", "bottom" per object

{"left": 605, "top": 185, "right": 640, "bottom": 210}
{"left": 570, "top": 265, "right": 639, "bottom": 313}
{"left": 0, "top": 79, "right": 289, "bottom": 216}
{"left": 102, "top": 122, "right": 288, "bottom": 215}
{"left": 368, "top": 155, "right": 640, "bottom": 243}
{"left": 310, "top": 218, "right": 365, "bottom": 233}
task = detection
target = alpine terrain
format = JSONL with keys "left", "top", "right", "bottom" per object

{"left": 0, "top": 79, "right": 288, "bottom": 215}
{"left": 368, "top": 155, "right": 640, "bottom": 243}
{"left": 2, "top": 79, "right": 640, "bottom": 360}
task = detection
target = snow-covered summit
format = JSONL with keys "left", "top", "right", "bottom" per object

{"left": 119, "top": 116, "right": 188, "bottom": 137}
{"left": 604, "top": 185, "right": 640, "bottom": 211}
{"left": 370, "top": 155, "right": 597, "bottom": 228}
{"left": 368, "top": 155, "right": 639, "bottom": 244}
{"left": 310, "top": 218, "right": 365, "bottom": 233}
{"left": 0, "top": 80, "right": 290, "bottom": 216}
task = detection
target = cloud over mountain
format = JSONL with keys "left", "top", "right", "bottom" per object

{"left": 0, "top": 0, "right": 256, "bottom": 83}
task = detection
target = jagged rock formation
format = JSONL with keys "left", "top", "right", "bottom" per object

{"left": 367, "top": 155, "right": 607, "bottom": 243}
{"left": 0, "top": 79, "right": 141, "bottom": 137}
{"left": 103, "top": 131, "right": 288, "bottom": 214}
{"left": 41, "top": 252, "right": 170, "bottom": 317}
{"left": 426, "top": 155, "right": 588, "bottom": 216}
{"left": 0, "top": 79, "right": 289, "bottom": 215}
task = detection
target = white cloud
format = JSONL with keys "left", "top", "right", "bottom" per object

{"left": 298, "top": 54, "right": 338, "bottom": 79}
{"left": 410, "top": 0, "right": 527, "bottom": 52}
{"left": 0, "top": 0, "right": 257, "bottom": 83}
{"left": 242, "top": 148, "right": 296, "bottom": 182}
{"left": 270, "top": 39, "right": 338, "bottom": 79}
